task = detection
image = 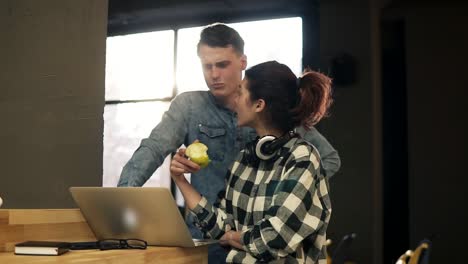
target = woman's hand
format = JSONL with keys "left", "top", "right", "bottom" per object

{"left": 170, "top": 147, "right": 203, "bottom": 210}
{"left": 170, "top": 148, "right": 201, "bottom": 183}
{"left": 219, "top": 231, "right": 244, "bottom": 250}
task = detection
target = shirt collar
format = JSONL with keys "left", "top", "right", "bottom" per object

{"left": 208, "top": 92, "right": 236, "bottom": 115}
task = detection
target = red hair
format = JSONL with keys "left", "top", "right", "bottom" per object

{"left": 292, "top": 70, "right": 333, "bottom": 128}
{"left": 245, "top": 61, "right": 333, "bottom": 133}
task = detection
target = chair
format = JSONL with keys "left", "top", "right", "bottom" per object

{"left": 330, "top": 233, "right": 357, "bottom": 264}
{"left": 395, "top": 239, "right": 432, "bottom": 264}
{"left": 396, "top": 250, "right": 413, "bottom": 264}
{"left": 408, "top": 239, "right": 431, "bottom": 264}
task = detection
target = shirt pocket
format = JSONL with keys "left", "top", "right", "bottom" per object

{"left": 197, "top": 124, "right": 227, "bottom": 161}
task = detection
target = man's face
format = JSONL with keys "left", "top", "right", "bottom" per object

{"left": 198, "top": 44, "right": 247, "bottom": 102}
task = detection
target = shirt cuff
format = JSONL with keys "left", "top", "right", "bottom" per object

{"left": 240, "top": 225, "right": 273, "bottom": 261}
{"left": 190, "top": 196, "right": 213, "bottom": 230}
{"left": 241, "top": 229, "right": 250, "bottom": 252}
{"left": 191, "top": 196, "right": 209, "bottom": 215}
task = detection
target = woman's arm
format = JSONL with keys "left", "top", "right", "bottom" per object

{"left": 170, "top": 148, "right": 202, "bottom": 210}
{"left": 171, "top": 148, "right": 231, "bottom": 239}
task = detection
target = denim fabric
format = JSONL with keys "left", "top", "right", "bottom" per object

{"left": 117, "top": 90, "right": 341, "bottom": 257}
{"left": 296, "top": 126, "right": 341, "bottom": 178}
{"left": 118, "top": 91, "right": 257, "bottom": 207}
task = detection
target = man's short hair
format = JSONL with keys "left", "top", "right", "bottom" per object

{"left": 197, "top": 23, "right": 244, "bottom": 55}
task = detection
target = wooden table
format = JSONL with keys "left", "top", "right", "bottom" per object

{"left": 0, "top": 246, "right": 208, "bottom": 264}
{"left": 0, "top": 209, "right": 208, "bottom": 263}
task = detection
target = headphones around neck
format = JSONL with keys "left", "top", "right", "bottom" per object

{"left": 244, "top": 130, "right": 297, "bottom": 164}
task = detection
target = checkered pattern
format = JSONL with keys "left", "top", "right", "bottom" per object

{"left": 192, "top": 137, "right": 331, "bottom": 263}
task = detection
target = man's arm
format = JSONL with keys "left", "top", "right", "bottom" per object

{"left": 297, "top": 126, "right": 341, "bottom": 178}
{"left": 118, "top": 94, "right": 191, "bottom": 186}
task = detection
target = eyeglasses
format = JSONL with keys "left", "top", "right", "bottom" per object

{"left": 97, "top": 239, "right": 148, "bottom": 250}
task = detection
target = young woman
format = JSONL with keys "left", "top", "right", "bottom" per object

{"left": 170, "top": 61, "right": 333, "bottom": 263}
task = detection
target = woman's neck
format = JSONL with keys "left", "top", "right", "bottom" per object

{"left": 254, "top": 124, "right": 284, "bottom": 138}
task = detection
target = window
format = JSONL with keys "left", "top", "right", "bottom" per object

{"left": 103, "top": 17, "right": 303, "bottom": 188}
{"left": 176, "top": 18, "right": 303, "bottom": 93}
{"left": 103, "top": 30, "right": 174, "bottom": 188}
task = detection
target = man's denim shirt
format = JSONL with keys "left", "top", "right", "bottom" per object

{"left": 118, "top": 91, "right": 340, "bottom": 237}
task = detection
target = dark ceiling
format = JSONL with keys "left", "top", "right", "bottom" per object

{"left": 107, "top": 0, "right": 315, "bottom": 35}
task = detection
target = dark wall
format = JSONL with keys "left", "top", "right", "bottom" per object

{"left": 381, "top": 19, "right": 409, "bottom": 262}
{"left": 318, "top": 1, "right": 380, "bottom": 263}
{"left": 320, "top": 1, "right": 468, "bottom": 263}
{"left": 402, "top": 4, "right": 468, "bottom": 263}
{"left": 0, "top": 0, "right": 107, "bottom": 208}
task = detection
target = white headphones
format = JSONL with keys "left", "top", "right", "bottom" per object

{"left": 245, "top": 131, "right": 297, "bottom": 163}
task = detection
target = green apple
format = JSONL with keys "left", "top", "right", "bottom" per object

{"left": 186, "top": 142, "right": 211, "bottom": 168}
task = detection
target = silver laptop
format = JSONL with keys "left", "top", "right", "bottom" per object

{"left": 69, "top": 187, "right": 217, "bottom": 247}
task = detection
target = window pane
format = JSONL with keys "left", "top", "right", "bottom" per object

{"left": 176, "top": 17, "right": 303, "bottom": 94}
{"left": 105, "top": 31, "right": 175, "bottom": 101}
{"left": 233, "top": 17, "right": 303, "bottom": 76}
{"left": 176, "top": 26, "right": 206, "bottom": 94}
{"left": 103, "top": 102, "right": 172, "bottom": 187}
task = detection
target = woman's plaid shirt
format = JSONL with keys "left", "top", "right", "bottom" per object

{"left": 191, "top": 137, "right": 332, "bottom": 263}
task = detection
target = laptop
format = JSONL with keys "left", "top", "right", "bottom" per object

{"left": 69, "top": 187, "right": 217, "bottom": 247}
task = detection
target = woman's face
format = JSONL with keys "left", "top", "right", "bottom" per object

{"left": 235, "top": 78, "right": 258, "bottom": 128}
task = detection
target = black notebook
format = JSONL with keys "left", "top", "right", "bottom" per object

{"left": 15, "top": 241, "right": 70, "bottom": 256}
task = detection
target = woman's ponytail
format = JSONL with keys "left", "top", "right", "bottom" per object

{"left": 292, "top": 70, "right": 333, "bottom": 128}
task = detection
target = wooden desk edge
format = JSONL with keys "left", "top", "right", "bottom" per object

{"left": 0, "top": 245, "right": 209, "bottom": 264}
{"left": 0, "top": 209, "right": 209, "bottom": 263}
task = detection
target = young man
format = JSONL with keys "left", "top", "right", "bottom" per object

{"left": 118, "top": 23, "right": 340, "bottom": 263}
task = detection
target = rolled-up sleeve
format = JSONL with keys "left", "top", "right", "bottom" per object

{"left": 118, "top": 94, "right": 191, "bottom": 186}
{"left": 191, "top": 196, "right": 231, "bottom": 239}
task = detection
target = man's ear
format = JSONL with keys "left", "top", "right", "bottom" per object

{"left": 240, "top": 54, "right": 247, "bottom": 70}
{"left": 254, "top": 99, "right": 266, "bottom": 113}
